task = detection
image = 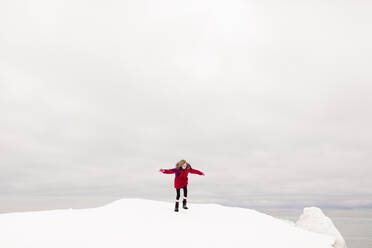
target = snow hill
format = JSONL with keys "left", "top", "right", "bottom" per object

{"left": 0, "top": 198, "right": 339, "bottom": 248}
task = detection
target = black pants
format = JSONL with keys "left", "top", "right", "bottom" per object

{"left": 176, "top": 186, "right": 187, "bottom": 201}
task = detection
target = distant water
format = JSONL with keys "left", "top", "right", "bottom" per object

{"left": 256, "top": 207, "right": 372, "bottom": 248}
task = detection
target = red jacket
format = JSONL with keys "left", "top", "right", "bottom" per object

{"left": 163, "top": 166, "right": 203, "bottom": 189}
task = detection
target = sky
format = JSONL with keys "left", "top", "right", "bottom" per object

{"left": 0, "top": 0, "right": 372, "bottom": 213}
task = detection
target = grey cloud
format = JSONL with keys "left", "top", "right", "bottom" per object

{"left": 1, "top": 0, "right": 372, "bottom": 212}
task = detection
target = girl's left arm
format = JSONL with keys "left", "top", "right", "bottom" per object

{"left": 189, "top": 168, "right": 204, "bottom": 175}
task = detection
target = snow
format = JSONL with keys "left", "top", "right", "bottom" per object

{"left": 296, "top": 207, "right": 347, "bottom": 248}
{"left": 0, "top": 198, "right": 337, "bottom": 248}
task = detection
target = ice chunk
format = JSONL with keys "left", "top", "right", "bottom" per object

{"left": 295, "top": 207, "right": 346, "bottom": 248}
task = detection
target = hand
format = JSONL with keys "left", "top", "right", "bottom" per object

{"left": 201, "top": 172, "right": 205, "bottom": 176}
{"left": 159, "top": 169, "right": 165, "bottom": 173}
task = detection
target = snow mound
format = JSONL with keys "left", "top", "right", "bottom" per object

{"left": 295, "top": 207, "right": 346, "bottom": 248}
{"left": 0, "top": 198, "right": 336, "bottom": 248}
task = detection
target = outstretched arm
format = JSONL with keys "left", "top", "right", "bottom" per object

{"left": 189, "top": 168, "right": 205, "bottom": 176}
{"left": 159, "top": 168, "right": 177, "bottom": 174}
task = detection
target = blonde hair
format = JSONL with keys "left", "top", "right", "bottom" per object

{"left": 176, "top": 159, "right": 187, "bottom": 169}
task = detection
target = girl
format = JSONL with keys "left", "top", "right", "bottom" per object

{"left": 159, "top": 160, "right": 205, "bottom": 212}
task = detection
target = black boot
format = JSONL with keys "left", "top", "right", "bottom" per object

{"left": 182, "top": 199, "right": 188, "bottom": 209}
{"left": 174, "top": 202, "right": 179, "bottom": 212}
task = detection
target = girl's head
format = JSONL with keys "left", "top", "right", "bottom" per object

{"left": 176, "top": 160, "right": 188, "bottom": 170}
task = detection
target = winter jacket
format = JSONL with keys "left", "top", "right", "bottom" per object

{"left": 163, "top": 166, "right": 203, "bottom": 189}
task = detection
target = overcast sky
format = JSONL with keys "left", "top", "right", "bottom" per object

{"left": 1, "top": 0, "right": 371, "bottom": 213}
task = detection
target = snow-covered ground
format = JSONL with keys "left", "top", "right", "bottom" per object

{"left": 0, "top": 198, "right": 339, "bottom": 248}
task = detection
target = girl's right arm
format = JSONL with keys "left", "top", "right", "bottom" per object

{"left": 161, "top": 168, "right": 177, "bottom": 174}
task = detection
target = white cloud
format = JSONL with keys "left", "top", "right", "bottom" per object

{"left": 0, "top": 0, "right": 371, "bottom": 211}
